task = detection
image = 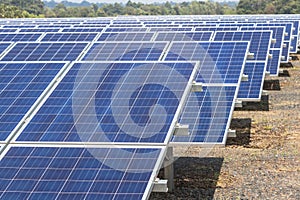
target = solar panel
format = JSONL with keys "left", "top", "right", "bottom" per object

{"left": 109, "top": 24, "right": 144, "bottom": 28}
{"left": 98, "top": 32, "right": 155, "bottom": 42}
{"left": 62, "top": 28, "right": 103, "bottom": 33}
{"left": 281, "top": 41, "right": 290, "bottom": 63}
{"left": 3, "top": 25, "right": 36, "bottom": 28}
{"left": 240, "top": 26, "right": 285, "bottom": 49}
{"left": 149, "top": 27, "right": 192, "bottom": 32}
{"left": 267, "top": 49, "right": 281, "bottom": 76}
{"left": 213, "top": 31, "right": 272, "bottom": 61}
{"left": 0, "top": 33, "right": 41, "bottom": 42}
{"left": 0, "top": 145, "right": 164, "bottom": 199}
{"left": 16, "top": 61, "right": 198, "bottom": 143}
{"left": 105, "top": 28, "right": 148, "bottom": 32}
{"left": 0, "top": 43, "right": 11, "bottom": 55}
{"left": 172, "top": 85, "right": 237, "bottom": 143}
{"left": 154, "top": 31, "right": 213, "bottom": 41}
{"left": 19, "top": 28, "right": 61, "bottom": 33}
{"left": 82, "top": 42, "right": 167, "bottom": 61}
{"left": 164, "top": 41, "right": 249, "bottom": 84}
{"left": 1, "top": 42, "right": 88, "bottom": 61}
{"left": 0, "top": 29, "right": 17, "bottom": 33}
{"left": 41, "top": 33, "right": 98, "bottom": 42}
{"left": 237, "top": 62, "right": 266, "bottom": 100}
{"left": 194, "top": 27, "right": 239, "bottom": 31}
{"left": 0, "top": 62, "right": 66, "bottom": 141}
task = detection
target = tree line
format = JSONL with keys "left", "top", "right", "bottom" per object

{"left": 0, "top": 0, "right": 299, "bottom": 18}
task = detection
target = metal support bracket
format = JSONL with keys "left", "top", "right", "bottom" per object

{"left": 262, "top": 90, "right": 268, "bottom": 96}
{"left": 152, "top": 178, "right": 168, "bottom": 193}
{"left": 283, "top": 43, "right": 287, "bottom": 48}
{"left": 265, "top": 71, "right": 270, "bottom": 77}
{"left": 268, "top": 54, "right": 273, "bottom": 59}
{"left": 174, "top": 123, "right": 189, "bottom": 136}
{"left": 271, "top": 38, "right": 276, "bottom": 44}
{"left": 281, "top": 56, "right": 286, "bottom": 61}
{"left": 192, "top": 81, "right": 203, "bottom": 92}
{"left": 235, "top": 99, "right": 243, "bottom": 108}
{"left": 227, "top": 129, "right": 236, "bottom": 138}
{"left": 163, "top": 147, "right": 174, "bottom": 192}
{"left": 284, "top": 32, "right": 288, "bottom": 36}
{"left": 241, "top": 74, "right": 248, "bottom": 82}
{"left": 247, "top": 52, "right": 255, "bottom": 59}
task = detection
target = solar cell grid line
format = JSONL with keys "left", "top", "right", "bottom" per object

{"left": 97, "top": 32, "right": 155, "bottom": 42}
{"left": 213, "top": 30, "right": 272, "bottom": 61}
{"left": 0, "top": 62, "right": 67, "bottom": 142}
{"left": 105, "top": 28, "right": 148, "bottom": 32}
{"left": 15, "top": 61, "right": 199, "bottom": 144}
{"left": 171, "top": 85, "right": 238, "bottom": 144}
{"left": 41, "top": 33, "right": 98, "bottom": 42}
{"left": 149, "top": 27, "right": 193, "bottom": 32}
{"left": 240, "top": 26, "right": 285, "bottom": 49}
{"left": 154, "top": 31, "right": 213, "bottom": 42}
{"left": 237, "top": 62, "right": 266, "bottom": 100}
{"left": 81, "top": 42, "right": 168, "bottom": 61}
{"left": 19, "top": 28, "right": 61, "bottom": 33}
{"left": 0, "top": 42, "right": 89, "bottom": 62}
{"left": 0, "top": 145, "right": 165, "bottom": 200}
{"left": 0, "top": 33, "right": 42, "bottom": 42}
{"left": 164, "top": 41, "right": 250, "bottom": 84}
{"left": 62, "top": 28, "right": 104, "bottom": 32}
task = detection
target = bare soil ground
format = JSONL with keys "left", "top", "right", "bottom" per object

{"left": 150, "top": 56, "right": 300, "bottom": 200}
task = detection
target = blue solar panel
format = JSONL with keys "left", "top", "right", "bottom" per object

{"left": 3, "top": 25, "right": 35, "bottom": 28}
{"left": 0, "top": 29, "right": 17, "bottom": 33}
{"left": 41, "top": 33, "right": 97, "bottom": 42}
{"left": 149, "top": 27, "right": 192, "bottom": 32}
{"left": 194, "top": 27, "right": 239, "bottom": 31}
{"left": 1, "top": 42, "right": 88, "bottom": 61}
{"left": 19, "top": 28, "right": 60, "bottom": 33}
{"left": 0, "top": 43, "right": 11, "bottom": 54}
{"left": 0, "top": 62, "right": 66, "bottom": 141}
{"left": 105, "top": 28, "right": 148, "bottom": 32}
{"left": 109, "top": 24, "right": 143, "bottom": 28}
{"left": 38, "top": 25, "right": 71, "bottom": 28}
{"left": 0, "top": 146, "right": 163, "bottom": 199}
{"left": 62, "top": 28, "right": 103, "bottom": 32}
{"left": 82, "top": 42, "right": 167, "bottom": 61}
{"left": 16, "top": 62, "right": 197, "bottom": 143}
{"left": 172, "top": 85, "right": 237, "bottom": 143}
{"left": 240, "top": 26, "right": 285, "bottom": 49}
{"left": 0, "top": 33, "right": 41, "bottom": 42}
{"left": 213, "top": 31, "right": 272, "bottom": 61}
{"left": 257, "top": 23, "right": 292, "bottom": 41}
{"left": 268, "top": 49, "right": 281, "bottom": 76}
{"left": 154, "top": 31, "right": 212, "bottom": 41}
{"left": 164, "top": 41, "right": 249, "bottom": 84}
{"left": 291, "top": 36, "right": 298, "bottom": 53}
{"left": 98, "top": 32, "right": 155, "bottom": 41}
{"left": 281, "top": 42, "right": 290, "bottom": 63}
{"left": 237, "top": 62, "right": 266, "bottom": 100}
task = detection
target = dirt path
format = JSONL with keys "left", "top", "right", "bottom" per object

{"left": 150, "top": 57, "right": 300, "bottom": 199}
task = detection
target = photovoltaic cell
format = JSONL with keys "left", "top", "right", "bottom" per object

{"left": 82, "top": 42, "right": 167, "bottom": 61}
{"left": 149, "top": 27, "right": 192, "bottom": 32}
{"left": 1, "top": 42, "right": 88, "bottom": 61}
{"left": 0, "top": 29, "right": 17, "bottom": 33}
{"left": 0, "top": 33, "right": 41, "bottom": 42}
{"left": 0, "top": 63, "right": 65, "bottom": 141}
{"left": 172, "top": 85, "right": 237, "bottom": 143}
{"left": 154, "top": 31, "right": 212, "bottom": 41}
{"left": 41, "top": 33, "right": 97, "bottom": 42}
{"left": 105, "top": 28, "right": 148, "bottom": 32}
{"left": 98, "top": 32, "right": 155, "bottom": 42}
{"left": 237, "top": 62, "right": 266, "bottom": 100}
{"left": 0, "top": 43, "right": 11, "bottom": 54}
{"left": 164, "top": 41, "right": 249, "bottom": 84}
{"left": 16, "top": 62, "right": 196, "bottom": 143}
{"left": 268, "top": 49, "right": 281, "bottom": 75}
{"left": 0, "top": 146, "right": 163, "bottom": 200}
